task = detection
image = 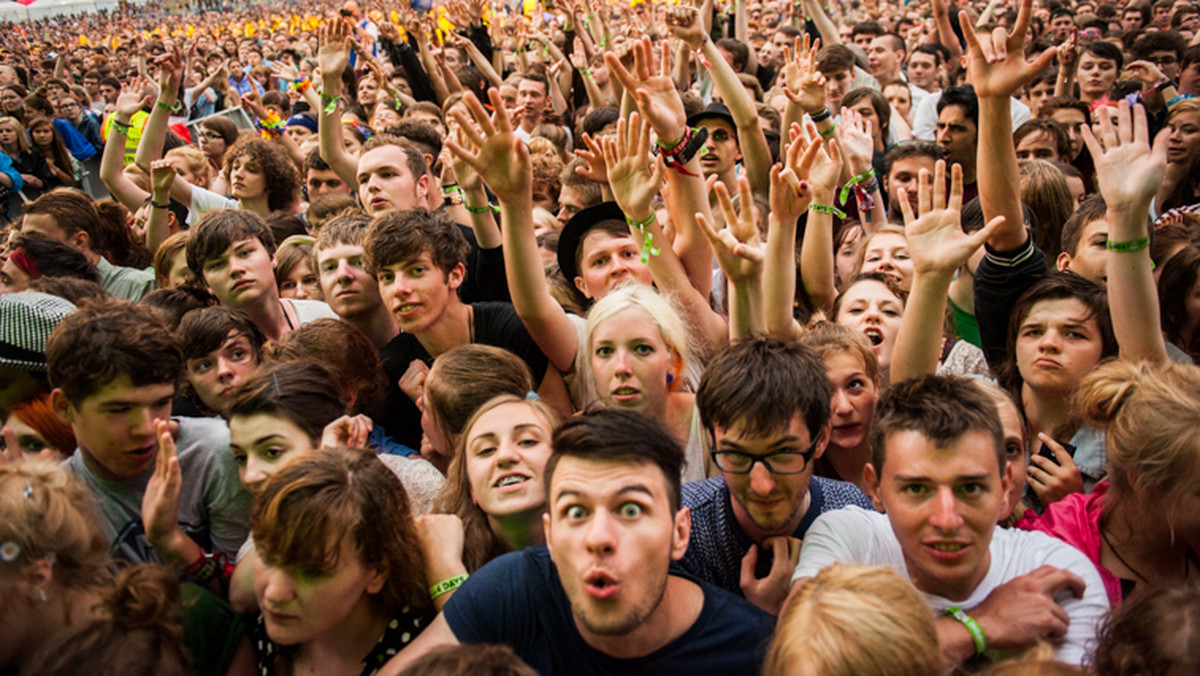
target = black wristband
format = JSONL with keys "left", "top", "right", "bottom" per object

{"left": 151, "top": 201, "right": 170, "bottom": 209}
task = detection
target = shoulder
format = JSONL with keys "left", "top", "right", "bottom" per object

{"left": 682, "top": 477, "right": 728, "bottom": 510}
{"left": 810, "top": 476, "right": 874, "bottom": 511}
{"left": 286, "top": 298, "right": 339, "bottom": 323}
{"left": 990, "top": 526, "right": 1106, "bottom": 584}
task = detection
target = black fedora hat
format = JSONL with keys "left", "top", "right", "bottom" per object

{"left": 556, "top": 201, "right": 628, "bottom": 284}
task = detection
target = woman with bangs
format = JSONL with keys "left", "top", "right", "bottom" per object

{"left": 250, "top": 446, "right": 433, "bottom": 676}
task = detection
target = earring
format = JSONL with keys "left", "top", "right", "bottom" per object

{"left": 35, "top": 588, "right": 47, "bottom": 602}
{"left": 666, "top": 373, "right": 675, "bottom": 385}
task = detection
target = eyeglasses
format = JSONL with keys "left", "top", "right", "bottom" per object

{"left": 1152, "top": 56, "right": 1179, "bottom": 66}
{"left": 57, "top": 102, "right": 78, "bottom": 110}
{"left": 709, "top": 128, "right": 733, "bottom": 142}
{"left": 711, "top": 434, "right": 822, "bottom": 475}
{"left": 200, "top": 131, "right": 224, "bottom": 141}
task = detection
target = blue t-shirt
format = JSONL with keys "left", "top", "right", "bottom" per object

{"left": 444, "top": 546, "right": 775, "bottom": 675}
{"left": 679, "top": 476, "right": 874, "bottom": 595}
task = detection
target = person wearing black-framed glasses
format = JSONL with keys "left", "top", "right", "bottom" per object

{"left": 679, "top": 337, "right": 874, "bottom": 615}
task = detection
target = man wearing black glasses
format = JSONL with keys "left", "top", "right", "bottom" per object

{"left": 681, "top": 337, "right": 873, "bottom": 614}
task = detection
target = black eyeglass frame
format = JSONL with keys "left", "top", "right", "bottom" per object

{"left": 711, "top": 433, "right": 823, "bottom": 476}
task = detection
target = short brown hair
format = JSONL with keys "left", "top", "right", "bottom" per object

{"left": 362, "top": 208, "right": 469, "bottom": 277}
{"left": 185, "top": 209, "right": 276, "bottom": 279}
{"left": 360, "top": 133, "right": 429, "bottom": 180}
{"left": 869, "top": 375, "right": 1004, "bottom": 475}
{"left": 47, "top": 300, "right": 183, "bottom": 405}
{"left": 24, "top": 188, "right": 102, "bottom": 243}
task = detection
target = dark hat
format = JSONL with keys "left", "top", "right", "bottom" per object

{"left": 286, "top": 113, "right": 318, "bottom": 133}
{"left": 0, "top": 291, "right": 76, "bottom": 372}
{"left": 686, "top": 101, "right": 736, "bottom": 133}
{"left": 556, "top": 201, "right": 628, "bottom": 284}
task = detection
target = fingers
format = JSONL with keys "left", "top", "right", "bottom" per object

{"left": 1037, "top": 567, "right": 1088, "bottom": 600}
{"left": 897, "top": 188, "right": 916, "bottom": 226}
{"left": 694, "top": 210, "right": 724, "bottom": 250}
{"left": 1, "top": 426, "right": 19, "bottom": 463}
{"left": 739, "top": 543, "right": 760, "bottom": 588}
{"left": 933, "top": 159, "right": 947, "bottom": 211}
{"left": 948, "top": 162, "right": 964, "bottom": 212}
{"left": 714, "top": 180, "right": 739, "bottom": 229}
{"left": 917, "top": 167, "right": 932, "bottom": 216}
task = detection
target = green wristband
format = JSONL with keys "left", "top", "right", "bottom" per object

{"left": 944, "top": 606, "right": 988, "bottom": 655}
{"left": 809, "top": 202, "right": 847, "bottom": 219}
{"left": 430, "top": 573, "right": 469, "bottom": 599}
{"left": 1106, "top": 237, "right": 1150, "bottom": 253}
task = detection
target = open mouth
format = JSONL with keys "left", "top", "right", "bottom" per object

{"left": 862, "top": 327, "right": 884, "bottom": 346}
{"left": 494, "top": 473, "right": 530, "bottom": 489}
{"left": 584, "top": 570, "right": 620, "bottom": 599}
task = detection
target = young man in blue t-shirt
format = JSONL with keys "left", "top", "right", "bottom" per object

{"left": 379, "top": 409, "right": 774, "bottom": 675}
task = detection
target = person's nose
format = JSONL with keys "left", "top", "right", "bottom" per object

{"left": 583, "top": 508, "right": 617, "bottom": 556}
{"left": 244, "top": 455, "right": 269, "bottom": 492}
{"left": 259, "top": 564, "right": 296, "bottom": 608}
{"left": 748, "top": 459, "right": 777, "bottom": 497}
{"left": 831, "top": 388, "right": 854, "bottom": 416}
{"left": 928, "top": 486, "right": 965, "bottom": 534}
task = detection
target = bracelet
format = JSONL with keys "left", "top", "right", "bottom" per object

{"left": 1167, "top": 93, "right": 1195, "bottom": 108}
{"left": 291, "top": 77, "right": 312, "bottom": 94}
{"left": 838, "top": 167, "right": 876, "bottom": 205}
{"left": 944, "top": 606, "right": 988, "bottom": 655}
{"left": 464, "top": 203, "right": 499, "bottom": 213}
{"left": 818, "top": 123, "right": 837, "bottom": 139}
{"left": 184, "top": 551, "right": 231, "bottom": 584}
{"left": 810, "top": 107, "right": 832, "bottom": 123}
{"left": 624, "top": 212, "right": 662, "bottom": 264}
{"left": 320, "top": 92, "right": 342, "bottom": 115}
{"left": 255, "top": 111, "right": 286, "bottom": 139}
{"left": 110, "top": 118, "right": 132, "bottom": 133}
{"left": 1152, "top": 77, "right": 1172, "bottom": 93}
{"left": 695, "top": 39, "right": 712, "bottom": 68}
{"left": 1106, "top": 236, "right": 1150, "bottom": 253}
{"left": 151, "top": 200, "right": 170, "bottom": 209}
{"left": 809, "top": 202, "right": 847, "bottom": 219}
{"left": 657, "top": 128, "right": 688, "bottom": 152}
{"left": 154, "top": 99, "right": 182, "bottom": 114}
{"left": 430, "top": 573, "right": 469, "bottom": 599}
{"left": 580, "top": 68, "right": 592, "bottom": 79}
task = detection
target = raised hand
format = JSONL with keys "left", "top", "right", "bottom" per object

{"left": 837, "top": 106, "right": 875, "bottom": 171}
{"left": 789, "top": 121, "right": 841, "bottom": 200}
{"left": 602, "top": 112, "right": 661, "bottom": 217}
{"left": 900, "top": 160, "right": 1003, "bottom": 277}
{"left": 149, "top": 158, "right": 178, "bottom": 198}
{"left": 318, "top": 18, "right": 352, "bottom": 80}
{"left": 270, "top": 60, "right": 300, "bottom": 83}
{"left": 320, "top": 414, "right": 373, "bottom": 450}
{"left": 154, "top": 44, "right": 185, "bottom": 99}
{"left": 115, "top": 78, "right": 149, "bottom": 119}
{"left": 1056, "top": 30, "right": 1077, "bottom": 74}
{"left": 696, "top": 175, "right": 765, "bottom": 284}
{"left": 664, "top": 3, "right": 706, "bottom": 49}
{"left": 605, "top": 36, "right": 687, "bottom": 141}
{"left": 1123, "top": 60, "right": 1167, "bottom": 88}
{"left": 444, "top": 89, "right": 531, "bottom": 205}
{"left": 1081, "top": 100, "right": 1166, "bottom": 211}
{"left": 782, "top": 34, "right": 826, "bottom": 115}
{"left": 771, "top": 132, "right": 822, "bottom": 225}
{"left": 141, "top": 419, "right": 184, "bottom": 560}
{"left": 962, "top": 0, "right": 1056, "bottom": 99}
{"left": 573, "top": 132, "right": 610, "bottom": 184}
{"left": 377, "top": 20, "right": 400, "bottom": 43}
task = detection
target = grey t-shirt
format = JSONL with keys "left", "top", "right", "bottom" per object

{"left": 65, "top": 416, "right": 251, "bottom": 564}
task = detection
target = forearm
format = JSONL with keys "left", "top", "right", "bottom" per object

{"left": 100, "top": 121, "right": 152, "bottom": 210}
{"left": 152, "top": 528, "right": 205, "bottom": 573}
{"left": 462, "top": 184, "right": 502, "bottom": 249}
{"left": 932, "top": 0, "right": 963, "bottom": 66}
{"left": 891, "top": 270, "right": 954, "bottom": 381}
{"left": 318, "top": 74, "right": 361, "bottom": 190}
{"left": 727, "top": 276, "right": 764, "bottom": 340}
{"left": 467, "top": 42, "right": 504, "bottom": 88}
{"left": 1106, "top": 204, "right": 1168, "bottom": 363}
{"left": 936, "top": 617, "right": 980, "bottom": 668}
{"left": 1054, "top": 68, "right": 1075, "bottom": 98}
{"left": 806, "top": 0, "right": 842, "bottom": 46}
{"left": 766, "top": 214, "right": 805, "bottom": 339}
{"left": 135, "top": 98, "right": 173, "bottom": 172}
{"left": 664, "top": 155, "right": 716, "bottom": 301}
{"left": 978, "top": 97, "right": 1025, "bottom": 250}
{"left": 146, "top": 193, "right": 173, "bottom": 255}
{"left": 799, "top": 200, "right": 837, "bottom": 315}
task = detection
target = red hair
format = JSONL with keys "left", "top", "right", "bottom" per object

{"left": 8, "top": 394, "right": 76, "bottom": 457}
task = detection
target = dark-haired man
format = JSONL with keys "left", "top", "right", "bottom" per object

{"left": 379, "top": 409, "right": 775, "bottom": 675}
{"left": 682, "top": 337, "right": 872, "bottom": 614}
{"left": 790, "top": 375, "right": 1109, "bottom": 667}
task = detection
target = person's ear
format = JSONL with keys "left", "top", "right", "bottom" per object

{"left": 447, "top": 262, "right": 466, "bottom": 291}
{"left": 670, "top": 506, "right": 691, "bottom": 561}
{"left": 543, "top": 511, "right": 555, "bottom": 559}
{"left": 573, "top": 275, "right": 595, "bottom": 300}
{"left": 49, "top": 388, "right": 75, "bottom": 426}
{"left": 416, "top": 173, "right": 430, "bottom": 202}
{"left": 69, "top": 228, "right": 89, "bottom": 254}
{"left": 813, "top": 421, "right": 832, "bottom": 461}
{"left": 365, "top": 564, "right": 388, "bottom": 595}
{"left": 864, "top": 462, "right": 885, "bottom": 513}
{"left": 1056, "top": 251, "right": 1073, "bottom": 273}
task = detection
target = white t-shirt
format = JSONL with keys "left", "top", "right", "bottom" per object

{"left": 792, "top": 506, "right": 1109, "bottom": 666}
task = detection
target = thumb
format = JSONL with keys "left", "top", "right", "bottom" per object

{"left": 739, "top": 543, "right": 760, "bottom": 587}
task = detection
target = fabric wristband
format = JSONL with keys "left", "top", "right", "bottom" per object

{"left": 839, "top": 167, "right": 876, "bottom": 205}
{"left": 625, "top": 212, "right": 662, "bottom": 264}
{"left": 810, "top": 107, "right": 832, "bottom": 123}
{"left": 430, "top": 573, "right": 469, "bottom": 599}
{"left": 1106, "top": 237, "right": 1150, "bottom": 253}
{"left": 944, "top": 606, "right": 988, "bottom": 655}
{"left": 464, "top": 203, "right": 499, "bottom": 214}
{"left": 809, "top": 202, "right": 847, "bottom": 219}
{"left": 154, "top": 99, "right": 182, "bottom": 113}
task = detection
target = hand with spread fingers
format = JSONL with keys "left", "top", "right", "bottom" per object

{"left": 900, "top": 160, "right": 1003, "bottom": 278}
{"left": 782, "top": 34, "right": 826, "bottom": 115}
{"left": 604, "top": 36, "right": 687, "bottom": 143}
{"left": 962, "top": 0, "right": 1056, "bottom": 99}
{"left": 602, "top": 112, "right": 662, "bottom": 221}
{"left": 696, "top": 175, "right": 765, "bottom": 285}
{"left": 444, "top": 89, "right": 532, "bottom": 205}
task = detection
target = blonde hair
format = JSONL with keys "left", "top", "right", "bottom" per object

{"left": 164, "top": 145, "right": 212, "bottom": 188}
{"left": 585, "top": 283, "right": 697, "bottom": 387}
{"left": 765, "top": 564, "right": 943, "bottom": 676}
{"left": 0, "top": 116, "right": 30, "bottom": 154}
{"left": 1077, "top": 360, "right": 1200, "bottom": 523}
{"left": 0, "top": 460, "right": 110, "bottom": 590}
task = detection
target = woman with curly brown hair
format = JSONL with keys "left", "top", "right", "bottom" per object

{"left": 156, "top": 136, "right": 301, "bottom": 224}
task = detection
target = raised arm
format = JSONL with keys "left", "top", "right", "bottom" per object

{"left": 668, "top": 4, "right": 771, "bottom": 196}
{"left": 1084, "top": 102, "right": 1169, "bottom": 364}
{"left": 696, "top": 175, "right": 765, "bottom": 340}
{"left": 317, "top": 20, "right": 363, "bottom": 191}
{"left": 931, "top": 0, "right": 964, "bottom": 74}
{"left": 781, "top": 35, "right": 834, "bottom": 141}
{"left": 1053, "top": 31, "right": 1077, "bottom": 99}
{"left": 836, "top": 107, "right": 888, "bottom": 233}
{"left": 890, "top": 161, "right": 1003, "bottom": 381}
{"left": 795, "top": 123, "right": 844, "bottom": 318}
{"left": 445, "top": 90, "right": 579, "bottom": 373}
{"left": 803, "top": 0, "right": 843, "bottom": 47}
{"left": 100, "top": 80, "right": 153, "bottom": 210}
{"left": 603, "top": 111, "right": 729, "bottom": 352}
{"left": 764, "top": 125, "right": 823, "bottom": 339}
{"left": 963, "top": 0, "right": 1056, "bottom": 252}
{"left": 135, "top": 45, "right": 185, "bottom": 173}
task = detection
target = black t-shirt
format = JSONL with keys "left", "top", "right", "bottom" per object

{"left": 378, "top": 302, "right": 550, "bottom": 449}
{"left": 444, "top": 546, "right": 776, "bottom": 675}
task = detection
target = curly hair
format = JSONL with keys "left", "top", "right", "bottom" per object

{"left": 221, "top": 137, "right": 300, "bottom": 213}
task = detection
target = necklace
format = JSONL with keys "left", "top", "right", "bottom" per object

{"left": 281, "top": 300, "right": 296, "bottom": 331}
{"left": 1100, "top": 524, "right": 1191, "bottom": 584}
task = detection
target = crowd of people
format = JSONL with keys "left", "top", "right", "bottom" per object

{"left": 2, "top": 0, "right": 1200, "bottom": 672}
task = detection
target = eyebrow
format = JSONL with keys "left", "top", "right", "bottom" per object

{"left": 892, "top": 473, "right": 992, "bottom": 483}
{"left": 554, "top": 484, "right": 655, "bottom": 503}
{"left": 469, "top": 424, "right": 544, "bottom": 444}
